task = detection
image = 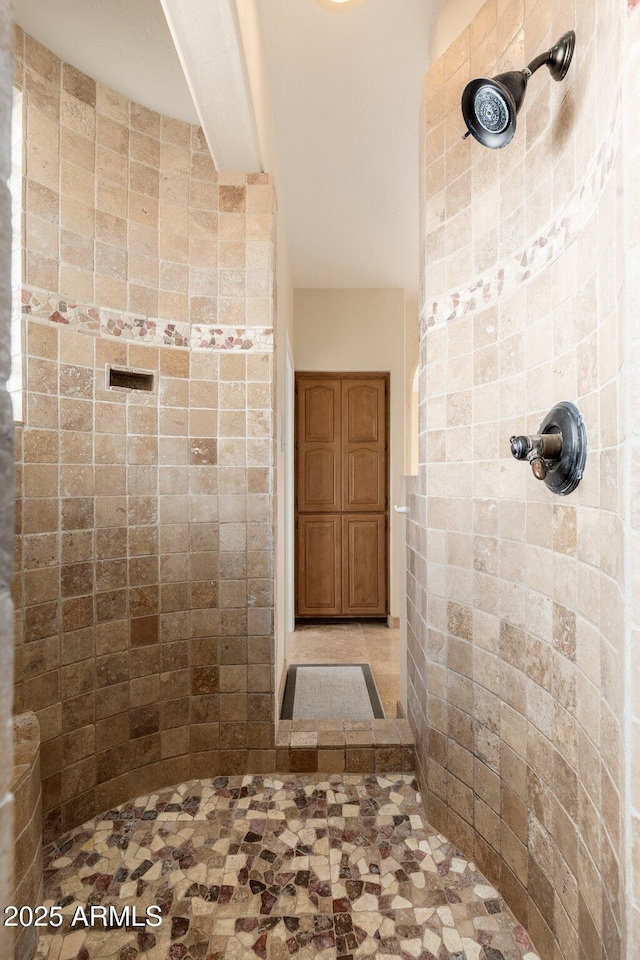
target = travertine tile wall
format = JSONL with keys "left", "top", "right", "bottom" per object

{"left": 14, "top": 28, "right": 271, "bottom": 329}
{"left": 12, "top": 34, "right": 277, "bottom": 842}
{"left": 408, "top": 0, "right": 626, "bottom": 958}
{"left": 0, "top": 0, "right": 14, "bottom": 955}
{"left": 625, "top": 2, "right": 640, "bottom": 953}
{"left": 12, "top": 712, "right": 42, "bottom": 960}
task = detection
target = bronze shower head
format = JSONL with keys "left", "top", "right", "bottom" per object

{"left": 461, "top": 30, "right": 575, "bottom": 149}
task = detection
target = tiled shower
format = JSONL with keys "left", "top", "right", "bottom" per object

{"left": 0, "top": 0, "right": 640, "bottom": 958}
{"left": 406, "top": 0, "right": 640, "bottom": 956}
{"left": 12, "top": 30, "right": 277, "bottom": 841}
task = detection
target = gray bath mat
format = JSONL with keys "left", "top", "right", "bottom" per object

{"left": 281, "top": 664, "right": 384, "bottom": 720}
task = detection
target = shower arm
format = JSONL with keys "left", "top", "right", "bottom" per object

{"left": 523, "top": 51, "right": 552, "bottom": 80}
{"left": 489, "top": 30, "right": 576, "bottom": 92}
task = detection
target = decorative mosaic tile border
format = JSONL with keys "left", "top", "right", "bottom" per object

{"left": 21, "top": 286, "right": 274, "bottom": 353}
{"left": 422, "top": 112, "right": 620, "bottom": 334}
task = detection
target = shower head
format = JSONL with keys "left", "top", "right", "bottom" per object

{"left": 461, "top": 73, "right": 524, "bottom": 149}
{"left": 461, "top": 30, "right": 575, "bottom": 149}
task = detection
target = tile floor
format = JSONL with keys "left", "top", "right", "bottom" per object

{"left": 35, "top": 774, "right": 540, "bottom": 960}
{"left": 287, "top": 623, "right": 400, "bottom": 719}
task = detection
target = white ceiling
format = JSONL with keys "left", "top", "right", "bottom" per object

{"left": 14, "top": 0, "right": 199, "bottom": 123}
{"left": 257, "top": 0, "right": 435, "bottom": 294}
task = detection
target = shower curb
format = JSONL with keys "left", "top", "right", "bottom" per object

{"left": 275, "top": 718, "right": 415, "bottom": 775}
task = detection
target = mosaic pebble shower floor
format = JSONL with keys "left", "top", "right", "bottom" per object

{"left": 35, "top": 774, "right": 540, "bottom": 960}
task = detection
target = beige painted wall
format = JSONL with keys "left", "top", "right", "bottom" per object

{"left": 293, "top": 288, "right": 407, "bottom": 623}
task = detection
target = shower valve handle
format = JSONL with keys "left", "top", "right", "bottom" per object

{"left": 510, "top": 432, "right": 563, "bottom": 481}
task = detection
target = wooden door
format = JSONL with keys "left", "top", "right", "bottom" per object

{"left": 295, "top": 373, "right": 388, "bottom": 618}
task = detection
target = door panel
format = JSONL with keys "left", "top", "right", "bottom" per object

{"left": 297, "top": 379, "right": 341, "bottom": 513}
{"left": 342, "top": 379, "right": 386, "bottom": 512}
{"left": 346, "top": 384, "right": 379, "bottom": 442}
{"left": 296, "top": 516, "right": 342, "bottom": 616}
{"left": 304, "top": 448, "right": 338, "bottom": 508}
{"left": 305, "top": 384, "right": 337, "bottom": 441}
{"left": 342, "top": 515, "right": 387, "bottom": 616}
{"left": 346, "top": 448, "right": 381, "bottom": 510}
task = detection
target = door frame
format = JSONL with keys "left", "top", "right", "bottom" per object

{"left": 294, "top": 371, "right": 390, "bottom": 619}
